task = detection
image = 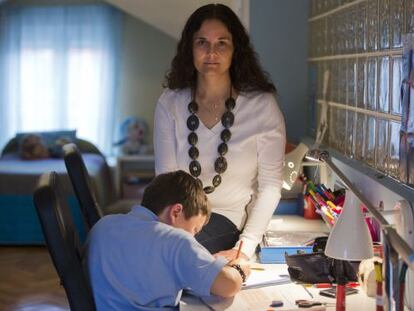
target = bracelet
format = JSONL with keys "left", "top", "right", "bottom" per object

{"left": 230, "top": 264, "right": 246, "bottom": 283}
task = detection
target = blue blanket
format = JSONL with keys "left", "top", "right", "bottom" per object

{"left": 0, "top": 153, "right": 110, "bottom": 244}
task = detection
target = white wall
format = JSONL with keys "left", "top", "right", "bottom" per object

{"left": 250, "top": 0, "right": 309, "bottom": 144}
{"left": 115, "top": 12, "right": 177, "bottom": 146}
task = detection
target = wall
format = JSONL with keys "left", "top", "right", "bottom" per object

{"left": 116, "top": 13, "right": 177, "bottom": 147}
{"left": 250, "top": 0, "right": 309, "bottom": 144}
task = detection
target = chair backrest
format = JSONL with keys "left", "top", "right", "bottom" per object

{"left": 63, "top": 143, "right": 103, "bottom": 229}
{"left": 33, "top": 171, "right": 96, "bottom": 311}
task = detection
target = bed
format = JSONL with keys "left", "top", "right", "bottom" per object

{"left": 0, "top": 136, "right": 114, "bottom": 244}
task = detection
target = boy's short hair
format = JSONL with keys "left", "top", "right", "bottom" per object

{"left": 141, "top": 170, "right": 210, "bottom": 220}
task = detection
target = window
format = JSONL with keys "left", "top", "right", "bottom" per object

{"left": 308, "top": 0, "right": 412, "bottom": 185}
{"left": 0, "top": 3, "right": 122, "bottom": 154}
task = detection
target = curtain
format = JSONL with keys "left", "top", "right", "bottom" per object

{"left": 0, "top": 3, "right": 122, "bottom": 154}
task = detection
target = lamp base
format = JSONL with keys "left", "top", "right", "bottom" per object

{"left": 336, "top": 284, "right": 346, "bottom": 311}
{"left": 335, "top": 259, "right": 347, "bottom": 311}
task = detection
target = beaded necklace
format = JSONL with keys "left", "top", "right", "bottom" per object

{"left": 186, "top": 89, "right": 236, "bottom": 194}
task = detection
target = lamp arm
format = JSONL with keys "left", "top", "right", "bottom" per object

{"left": 319, "top": 151, "right": 414, "bottom": 270}
{"left": 382, "top": 227, "right": 414, "bottom": 270}
{"left": 319, "top": 151, "right": 388, "bottom": 224}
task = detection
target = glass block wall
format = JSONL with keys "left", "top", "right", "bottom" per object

{"left": 308, "top": 0, "right": 414, "bottom": 183}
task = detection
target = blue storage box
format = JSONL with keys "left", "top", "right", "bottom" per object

{"left": 274, "top": 195, "right": 304, "bottom": 216}
{"left": 259, "top": 246, "right": 313, "bottom": 264}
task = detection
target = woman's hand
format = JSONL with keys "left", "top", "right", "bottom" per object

{"left": 214, "top": 248, "right": 249, "bottom": 261}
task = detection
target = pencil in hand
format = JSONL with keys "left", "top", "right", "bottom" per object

{"left": 236, "top": 240, "right": 244, "bottom": 259}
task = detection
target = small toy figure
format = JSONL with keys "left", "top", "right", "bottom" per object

{"left": 113, "top": 117, "right": 148, "bottom": 155}
{"left": 19, "top": 134, "right": 50, "bottom": 160}
{"left": 49, "top": 136, "right": 73, "bottom": 158}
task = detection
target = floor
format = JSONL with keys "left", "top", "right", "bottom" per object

{"left": 0, "top": 246, "right": 69, "bottom": 311}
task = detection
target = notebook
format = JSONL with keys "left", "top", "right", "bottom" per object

{"left": 242, "top": 269, "right": 290, "bottom": 289}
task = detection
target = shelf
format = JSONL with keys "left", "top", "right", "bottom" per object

{"left": 116, "top": 155, "right": 155, "bottom": 199}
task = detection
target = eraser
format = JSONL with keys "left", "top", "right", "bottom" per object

{"left": 270, "top": 300, "right": 284, "bottom": 307}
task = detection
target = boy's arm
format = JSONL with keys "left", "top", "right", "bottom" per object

{"left": 210, "top": 259, "right": 251, "bottom": 298}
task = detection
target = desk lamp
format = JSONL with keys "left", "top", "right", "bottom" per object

{"left": 282, "top": 142, "right": 309, "bottom": 190}
{"left": 324, "top": 190, "right": 374, "bottom": 311}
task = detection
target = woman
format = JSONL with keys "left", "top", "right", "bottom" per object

{"left": 154, "top": 3, "right": 286, "bottom": 259}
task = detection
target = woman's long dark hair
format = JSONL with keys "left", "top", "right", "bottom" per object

{"left": 164, "top": 3, "right": 276, "bottom": 93}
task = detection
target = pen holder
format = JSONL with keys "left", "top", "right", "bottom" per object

{"left": 304, "top": 195, "right": 321, "bottom": 219}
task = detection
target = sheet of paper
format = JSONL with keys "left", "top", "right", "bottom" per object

{"left": 201, "top": 288, "right": 278, "bottom": 311}
{"left": 243, "top": 269, "right": 290, "bottom": 289}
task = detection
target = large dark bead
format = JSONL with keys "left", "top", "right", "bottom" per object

{"left": 204, "top": 186, "right": 215, "bottom": 194}
{"left": 212, "top": 174, "right": 222, "bottom": 187}
{"left": 220, "top": 129, "right": 231, "bottom": 142}
{"left": 189, "top": 160, "right": 201, "bottom": 177}
{"left": 218, "top": 143, "right": 228, "bottom": 156}
{"left": 225, "top": 97, "right": 236, "bottom": 111}
{"left": 214, "top": 156, "right": 227, "bottom": 173}
{"left": 221, "top": 111, "right": 234, "bottom": 128}
{"left": 188, "top": 101, "right": 198, "bottom": 114}
{"left": 188, "top": 132, "right": 198, "bottom": 145}
{"left": 187, "top": 115, "right": 199, "bottom": 131}
{"left": 188, "top": 146, "right": 199, "bottom": 159}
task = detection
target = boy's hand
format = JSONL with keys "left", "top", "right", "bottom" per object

{"left": 228, "top": 258, "right": 251, "bottom": 280}
{"left": 210, "top": 258, "right": 251, "bottom": 297}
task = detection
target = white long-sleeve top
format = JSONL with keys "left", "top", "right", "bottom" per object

{"left": 154, "top": 88, "right": 286, "bottom": 257}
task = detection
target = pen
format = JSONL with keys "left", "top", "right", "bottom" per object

{"left": 236, "top": 240, "right": 243, "bottom": 259}
{"left": 327, "top": 200, "right": 341, "bottom": 214}
{"left": 302, "top": 284, "right": 314, "bottom": 298}
{"left": 311, "top": 282, "right": 358, "bottom": 288}
{"left": 346, "top": 282, "right": 359, "bottom": 288}
{"left": 313, "top": 283, "right": 332, "bottom": 288}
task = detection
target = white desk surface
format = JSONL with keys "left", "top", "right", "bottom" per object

{"left": 181, "top": 215, "right": 375, "bottom": 311}
{"left": 181, "top": 266, "right": 375, "bottom": 310}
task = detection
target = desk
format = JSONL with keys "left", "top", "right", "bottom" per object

{"left": 181, "top": 266, "right": 375, "bottom": 310}
{"left": 181, "top": 215, "right": 375, "bottom": 311}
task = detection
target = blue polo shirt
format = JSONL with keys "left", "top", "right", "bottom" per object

{"left": 85, "top": 205, "right": 227, "bottom": 311}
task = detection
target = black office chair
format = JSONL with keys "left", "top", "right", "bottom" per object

{"left": 33, "top": 171, "right": 96, "bottom": 311}
{"left": 63, "top": 143, "right": 134, "bottom": 229}
{"left": 63, "top": 143, "right": 104, "bottom": 229}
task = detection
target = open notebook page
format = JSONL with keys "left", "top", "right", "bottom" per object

{"left": 243, "top": 269, "right": 290, "bottom": 289}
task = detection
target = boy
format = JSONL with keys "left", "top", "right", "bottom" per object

{"left": 86, "top": 170, "right": 250, "bottom": 310}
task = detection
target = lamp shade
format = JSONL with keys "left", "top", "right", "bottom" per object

{"left": 325, "top": 190, "right": 374, "bottom": 261}
{"left": 282, "top": 143, "right": 309, "bottom": 190}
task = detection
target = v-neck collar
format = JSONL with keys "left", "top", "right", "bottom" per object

{"left": 185, "top": 89, "right": 243, "bottom": 136}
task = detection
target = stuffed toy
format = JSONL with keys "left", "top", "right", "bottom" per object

{"left": 49, "top": 136, "right": 73, "bottom": 158}
{"left": 19, "top": 134, "right": 50, "bottom": 160}
{"left": 113, "top": 117, "right": 148, "bottom": 155}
